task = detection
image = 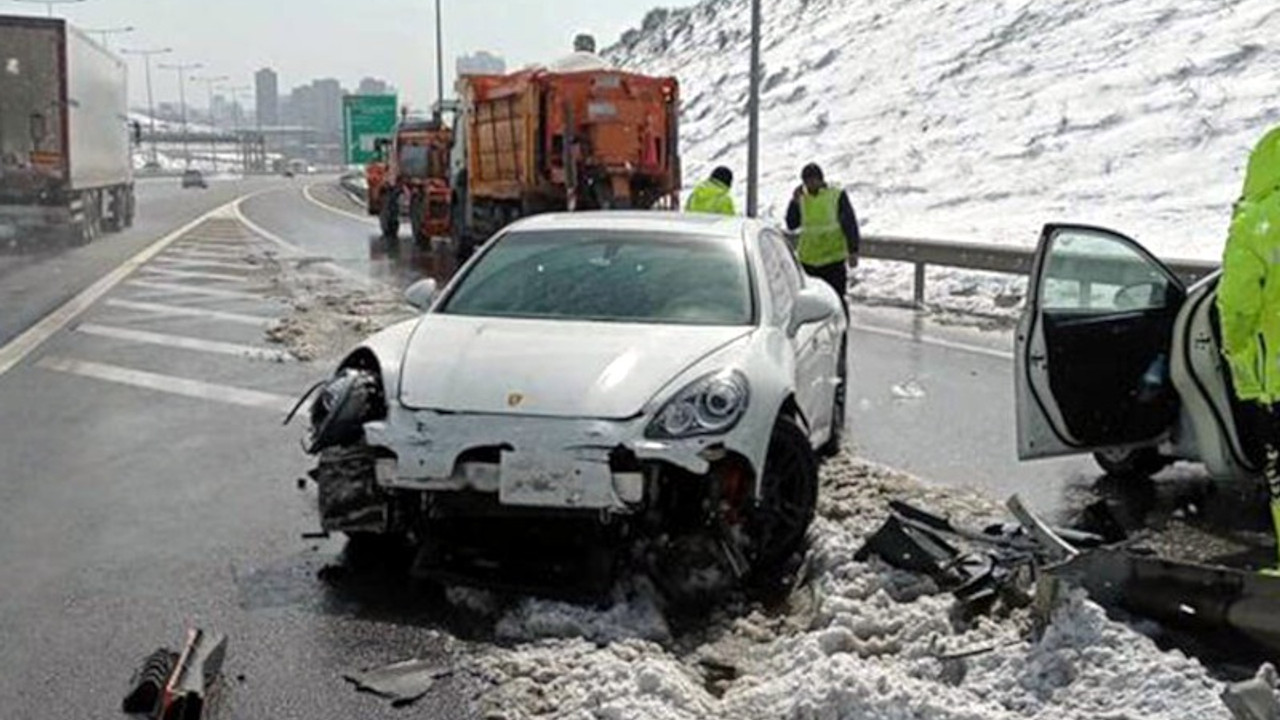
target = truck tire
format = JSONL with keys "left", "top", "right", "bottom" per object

{"left": 123, "top": 187, "right": 135, "bottom": 228}
{"left": 409, "top": 192, "right": 428, "bottom": 247}
{"left": 103, "top": 186, "right": 124, "bottom": 232}
{"left": 379, "top": 189, "right": 400, "bottom": 240}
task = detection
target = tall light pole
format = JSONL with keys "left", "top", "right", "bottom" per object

{"left": 191, "top": 73, "right": 228, "bottom": 172}
{"left": 746, "top": 0, "right": 762, "bottom": 218}
{"left": 121, "top": 46, "right": 171, "bottom": 167}
{"left": 434, "top": 0, "right": 444, "bottom": 120}
{"left": 83, "top": 25, "right": 133, "bottom": 50}
{"left": 158, "top": 60, "right": 201, "bottom": 167}
{"left": 10, "top": 0, "right": 84, "bottom": 16}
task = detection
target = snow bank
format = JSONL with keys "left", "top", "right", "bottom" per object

{"left": 607, "top": 0, "right": 1280, "bottom": 313}
{"left": 464, "top": 455, "right": 1230, "bottom": 719}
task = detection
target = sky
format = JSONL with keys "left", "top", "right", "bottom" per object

{"left": 4, "top": 0, "right": 695, "bottom": 110}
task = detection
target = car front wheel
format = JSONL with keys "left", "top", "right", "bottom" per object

{"left": 748, "top": 414, "right": 819, "bottom": 584}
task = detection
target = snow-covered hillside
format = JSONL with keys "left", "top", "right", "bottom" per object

{"left": 608, "top": 0, "right": 1280, "bottom": 260}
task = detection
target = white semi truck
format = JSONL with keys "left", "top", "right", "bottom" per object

{"left": 0, "top": 15, "right": 135, "bottom": 245}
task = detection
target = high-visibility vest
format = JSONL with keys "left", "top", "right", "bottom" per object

{"left": 798, "top": 187, "right": 847, "bottom": 266}
{"left": 685, "top": 179, "right": 735, "bottom": 215}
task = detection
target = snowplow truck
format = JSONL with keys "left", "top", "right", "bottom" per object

{"left": 370, "top": 118, "right": 453, "bottom": 246}
{"left": 452, "top": 64, "right": 680, "bottom": 256}
{"left": 0, "top": 15, "right": 135, "bottom": 246}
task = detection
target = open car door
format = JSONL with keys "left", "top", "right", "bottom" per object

{"left": 1016, "top": 224, "right": 1186, "bottom": 459}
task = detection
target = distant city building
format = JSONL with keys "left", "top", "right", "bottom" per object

{"left": 357, "top": 77, "right": 393, "bottom": 96}
{"left": 311, "top": 78, "right": 344, "bottom": 136}
{"left": 255, "top": 67, "right": 279, "bottom": 126}
{"left": 456, "top": 51, "right": 506, "bottom": 77}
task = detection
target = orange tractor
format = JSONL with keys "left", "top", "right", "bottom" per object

{"left": 366, "top": 117, "right": 453, "bottom": 246}
{"left": 451, "top": 60, "right": 681, "bottom": 259}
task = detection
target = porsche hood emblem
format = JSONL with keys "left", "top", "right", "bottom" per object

{"left": 506, "top": 392, "right": 525, "bottom": 408}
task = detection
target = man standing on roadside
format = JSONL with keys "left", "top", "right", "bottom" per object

{"left": 785, "top": 163, "right": 860, "bottom": 312}
{"left": 1219, "top": 125, "right": 1280, "bottom": 567}
{"left": 685, "top": 166, "right": 736, "bottom": 215}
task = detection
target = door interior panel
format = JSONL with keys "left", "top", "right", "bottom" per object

{"left": 1043, "top": 308, "right": 1179, "bottom": 445}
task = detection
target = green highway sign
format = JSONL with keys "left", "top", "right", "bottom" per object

{"left": 342, "top": 94, "right": 398, "bottom": 165}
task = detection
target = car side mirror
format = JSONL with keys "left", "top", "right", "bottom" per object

{"left": 788, "top": 283, "right": 836, "bottom": 337}
{"left": 404, "top": 278, "right": 438, "bottom": 311}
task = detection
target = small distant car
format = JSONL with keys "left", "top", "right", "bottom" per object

{"left": 181, "top": 169, "right": 207, "bottom": 189}
{"left": 1014, "top": 223, "right": 1256, "bottom": 481}
{"left": 299, "top": 212, "right": 848, "bottom": 594}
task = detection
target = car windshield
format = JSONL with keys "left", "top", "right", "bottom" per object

{"left": 440, "top": 229, "right": 754, "bottom": 325}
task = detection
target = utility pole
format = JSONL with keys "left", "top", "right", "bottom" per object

{"left": 10, "top": 0, "right": 84, "bottom": 16}
{"left": 83, "top": 25, "right": 133, "bottom": 50}
{"left": 434, "top": 0, "right": 444, "bottom": 121}
{"left": 158, "top": 60, "right": 202, "bottom": 168}
{"left": 121, "top": 46, "right": 171, "bottom": 168}
{"left": 192, "top": 73, "right": 228, "bottom": 172}
{"left": 746, "top": 0, "right": 762, "bottom": 218}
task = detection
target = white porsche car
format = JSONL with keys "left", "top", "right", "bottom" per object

{"left": 301, "top": 212, "right": 848, "bottom": 593}
{"left": 1015, "top": 223, "right": 1260, "bottom": 482}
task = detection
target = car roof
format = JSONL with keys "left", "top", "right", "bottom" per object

{"left": 505, "top": 211, "right": 761, "bottom": 240}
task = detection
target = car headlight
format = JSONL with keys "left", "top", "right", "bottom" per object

{"left": 646, "top": 370, "right": 750, "bottom": 439}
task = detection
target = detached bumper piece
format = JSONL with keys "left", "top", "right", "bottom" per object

{"left": 123, "top": 628, "right": 228, "bottom": 720}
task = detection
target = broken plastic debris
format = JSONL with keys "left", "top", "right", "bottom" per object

{"left": 890, "top": 379, "right": 926, "bottom": 400}
{"left": 344, "top": 659, "right": 451, "bottom": 707}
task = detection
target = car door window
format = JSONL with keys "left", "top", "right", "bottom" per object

{"left": 1040, "top": 229, "right": 1175, "bottom": 313}
{"left": 759, "top": 229, "right": 801, "bottom": 326}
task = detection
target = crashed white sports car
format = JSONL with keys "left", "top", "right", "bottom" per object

{"left": 301, "top": 212, "right": 848, "bottom": 593}
{"left": 1015, "top": 223, "right": 1261, "bottom": 481}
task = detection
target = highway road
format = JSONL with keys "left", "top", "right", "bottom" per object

{"left": 0, "top": 176, "right": 1263, "bottom": 717}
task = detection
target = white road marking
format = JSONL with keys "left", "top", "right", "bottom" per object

{"left": 36, "top": 356, "right": 295, "bottom": 412}
{"left": 139, "top": 266, "right": 251, "bottom": 283}
{"left": 232, "top": 194, "right": 376, "bottom": 289}
{"left": 851, "top": 321, "right": 1015, "bottom": 361}
{"left": 164, "top": 247, "right": 245, "bottom": 260}
{"left": 0, "top": 202, "right": 245, "bottom": 378}
{"left": 76, "top": 322, "right": 292, "bottom": 362}
{"left": 103, "top": 299, "right": 276, "bottom": 327}
{"left": 125, "top": 279, "right": 271, "bottom": 301}
{"left": 150, "top": 256, "right": 255, "bottom": 272}
{"left": 302, "top": 181, "right": 377, "bottom": 224}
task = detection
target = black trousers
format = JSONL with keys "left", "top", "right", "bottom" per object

{"left": 1242, "top": 402, "right": 1280, "bottom": 495}
{"left": 803, "top": 260, "right": 849, "bottom": 316}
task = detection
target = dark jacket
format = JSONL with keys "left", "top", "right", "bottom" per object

{"left": 785, "top": 187, "right": 861, "bottom": 259}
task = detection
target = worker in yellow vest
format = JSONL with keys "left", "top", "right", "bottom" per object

{"left": 685, "top": 166, "right": 736, "bottom": 215}
{"left": 784, "top": 163, "right": 860, "bottom": 313}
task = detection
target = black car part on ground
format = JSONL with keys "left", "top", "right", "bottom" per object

{"left": 122, "top": 628, "right": 227, "bottom": 720}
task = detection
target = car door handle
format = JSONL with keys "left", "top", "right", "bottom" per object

{"left": 1029, "top": 353, "right": 1046, "bottom": 363}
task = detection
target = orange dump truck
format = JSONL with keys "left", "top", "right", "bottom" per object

{"left": 453, "top": 61, "right": 680, "bottom": 251}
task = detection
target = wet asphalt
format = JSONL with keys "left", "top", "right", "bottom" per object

{"left": 0, "top": 178, "right": 1271, "bottom": 717}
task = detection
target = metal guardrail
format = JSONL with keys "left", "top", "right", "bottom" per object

{"left": 861, "top": 234, "right": 1219, "bottom": 306}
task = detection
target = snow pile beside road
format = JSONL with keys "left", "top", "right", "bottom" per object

{"left": 607, "top": 0, "right": 1279, "bottom": 314}
{"left": 259, "top": 253, "right": 416, "bottom": 361}
{"left": 466, "top": 456, "right": 1229, "bottom": 719}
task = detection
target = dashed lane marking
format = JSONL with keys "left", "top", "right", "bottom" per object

{"left": 36, "top": 356, "right": 295, "bottom": 412}
{"left": 103, "top": 299, "right": 276, "bottom": 327}
{"left": 0, "top": 200, "right": 250, "bottom": 378}
{"left": 150, "top": 257, "right": 257, "bottom": 272}
{"left": 75, "top": 322, "right": 292, "bottom": 362}
{"left": 125, "top": 279, "right": 270, "bottom": 302}
{"left": 138, "top": 266, "right": 252, "bottom": 284}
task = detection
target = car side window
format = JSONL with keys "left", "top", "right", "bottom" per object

{"left": 759, "top": 229, "right": 801, "bottom": 326}
{"left": 1040, "top": 228, "right": 1174, "bottom": 313}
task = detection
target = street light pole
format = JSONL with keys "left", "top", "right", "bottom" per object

{"left": 121, "top": 46, "right": 171, "bottom": 168}
{"left": 746, "top": 0, "right": 762, "bottom": 218}
{"left": 434, "top": 0, "right": 444, "bottom": 120}
{"left": 83, "top": 25, "right": 133, "bottom": 50}
{"left": 192, "top": 73, "right": 228, "bottom": 172}
{"left": 10, "top": 0, "right": 84, "bottom": 16}
{"left": 158, "top": 61, "right": 202, "bottom": 168}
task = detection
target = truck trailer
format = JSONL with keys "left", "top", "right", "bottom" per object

{"left": 0, "top": 15, "right": 134, "bottom": 246}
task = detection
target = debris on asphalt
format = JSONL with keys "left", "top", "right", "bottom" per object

{"left": 343, "top": 659, "right": 452, "bottom": 708}
{"left": 890, "top": 379, "right": 927, "bottom": 400}
{"left": 1221, "top": 664, "right": 1280, "bottom": 720}
{"left": 122, "top": 628, "right": 228, "bottom": 720}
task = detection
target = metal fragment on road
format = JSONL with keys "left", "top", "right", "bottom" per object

{"left": 344, "top": 659, "right": 452, "bottom": 707}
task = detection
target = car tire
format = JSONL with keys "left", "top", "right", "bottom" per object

{"left": 1093, "top": 447, "right": 1171, "bottom": 479}
{"left": 748, "top": 414, "right": 820, "bottom": 585}
{"left": 819, "top": 332, "right": 849, "bottom": 459}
